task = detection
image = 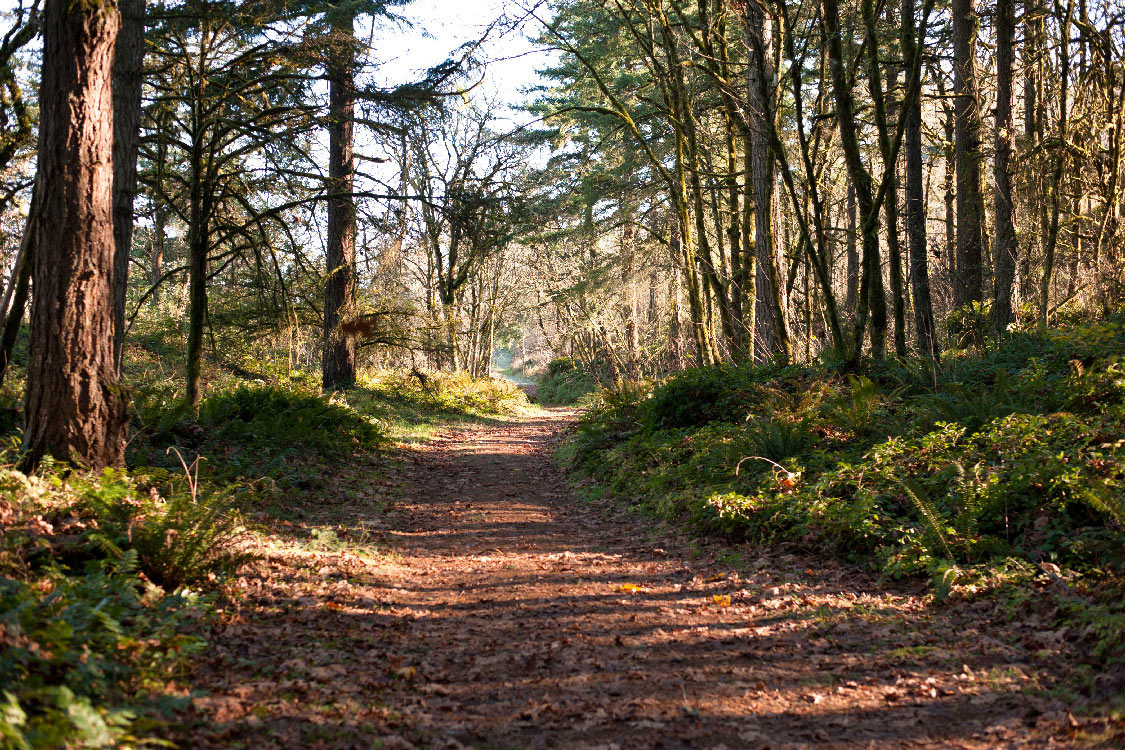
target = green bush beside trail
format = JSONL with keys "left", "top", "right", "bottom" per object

{"left": 565, "top": 318, "right": 1125, "bottom": 585}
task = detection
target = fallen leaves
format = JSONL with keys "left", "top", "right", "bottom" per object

{"left": 176, "top": 413, "right": 1107, "bottom": 750}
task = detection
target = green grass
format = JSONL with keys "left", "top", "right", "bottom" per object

{"left": 348, "top": 369, "right": 534, "bottom": 442}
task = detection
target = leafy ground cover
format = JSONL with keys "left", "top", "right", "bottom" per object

{"left": 179, "top": 413, "right": 1123, "bottom": 747}
{"left": 563, "top": 317, "right": 1125, "bottom": 708}
{"left": 536, "top": 357, "right": 599, "bottom": 405}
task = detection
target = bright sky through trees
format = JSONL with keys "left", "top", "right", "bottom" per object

{"left": 369, "top": 0, "right": 551, "bottom": 125}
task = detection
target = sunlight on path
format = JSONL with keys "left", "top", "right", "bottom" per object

{"left": 184, "top": 411, "right": 1083, "bottom": 749}
{"left": 378, "top": 411, "right": 1072, "bottom": 749}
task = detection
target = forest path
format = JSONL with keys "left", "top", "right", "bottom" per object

{"left": 185, "top": 409, "right": 1088, "bottom": 749}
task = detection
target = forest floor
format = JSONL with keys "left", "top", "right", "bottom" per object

{"left": 180, "top": 409, "right": 1122, "bottom": 749}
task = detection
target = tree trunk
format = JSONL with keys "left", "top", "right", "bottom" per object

{"left": 991, "top": 0, "right": 1019, "bottom": 333}
{"left": 845, "top": 183, "right": 858, "bottom": 317}
{"left": 747, "top": 0, "right": 790, "bottom": 362}
{"left": 111, "top": 0, "right": 145, "bottom": 369}
{"left": 185, "top": 183, "right": 209, "bottom": 409}
{"left": 620, "top": 212, "right": 639, "bottom": 377}
{"left": 1038, "top": 0, "right": 1073, "bottom": 326}
{"left": 23, "top": 0, "right": 127, "bottom": 470}
{"left": 943, "top": 107, "right": 956, "bottom": 275}
{"left": 322, "top": 7, "right": 357, "bottom": 389}
{"left": 901, "top": 0, "right": 939, "bottom": 359}
{"left": 823, "top": 0, "right": 886, "bottom": 362}
{"left": 952, "top": 0, "right": 986, "bottom": 307}
{"left": 0, "top": 231, "right": 31, "bottom": 389}
{"left": 151, "top": 202, "right": 165, "bottom": 305}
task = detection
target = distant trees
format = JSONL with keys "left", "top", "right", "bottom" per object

{"left": 403, "top": 105, "right": 529, "bottom": 374}
{"left": 522, "top": 0, "right": 1125, "bottom": 374}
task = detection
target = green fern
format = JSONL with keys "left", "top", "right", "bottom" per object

{"left": 893, "top": 476, "right": 955, "bottom": 562}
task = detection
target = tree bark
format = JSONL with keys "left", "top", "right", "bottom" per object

{"left": 747, "top": 0, "right": 790, "bottom": 362}
{"left": 111, "top": 0, "right": 145, "bottom": 369}
{"left": 845, "top": 183, "right": 858, "bottom": 317}
{"left": 952, "top": 0, "right": 986, "bottom": 307}
{"left": 322, "top": 6, "right": 358, "bottom": 389}
{"left": 991, "top": 0, "right": 1019, "bottom": 333}
{"left": 901, "top": 0, "right": 939, "bottom": 359}
{"left": 23, "top": 0, "right": 127, "bottom": 470}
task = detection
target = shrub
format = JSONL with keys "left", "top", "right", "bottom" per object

{"left": 80, "top": 469, "right": 253, "bottom": 589}
{"left": 946, "top": 300, "right": 993, "bottom": 348}
{"left": 565, "top": 317, "right": 1125, "bottom": 584}
{"left": 0, "top": 455, "right": 228, "bottom": 748}
{"left": 537, "top": 358, "right": 598, "bottom": 405}
{"left": 640, "top": 363, "right": 760, "bottom": 430}
{"left": 199, "top": 385, "right": 383, "bottom": 461}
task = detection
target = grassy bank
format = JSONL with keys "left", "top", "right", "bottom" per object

{"left": 563, "top": 317, "right": 1125, "bottom": 678}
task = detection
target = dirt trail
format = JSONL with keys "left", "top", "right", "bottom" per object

{"left": 185, "top": 410, "right": 1102, "bottom": 749}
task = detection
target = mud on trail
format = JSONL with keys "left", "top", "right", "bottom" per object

{"left": 183, "top": 410, "right": 1117, "bottom": 749}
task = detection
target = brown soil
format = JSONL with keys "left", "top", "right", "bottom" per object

{"left": 182, "top": 410, "right": 1122, "bottom": 749}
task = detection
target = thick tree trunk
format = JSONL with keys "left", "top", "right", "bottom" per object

{"left": 322, "top": 8, "right": 357, "bottom": 389}
{"left": 23, "top": 0, "right": 127, "bottom": 470}
{"left": 952, "top": 0, "right": 986, "bottom": 307}
{"left": 901, "top": 0, "right": 939, "bottom": 360}
{"left": 992, "top": 0, "right": 1019, "bottom": 333}
{"left": 747, "top": 0, "right": 790, "bottom": 362}
{"left": 111, "top": 0, "right": 145, "bottom": 369}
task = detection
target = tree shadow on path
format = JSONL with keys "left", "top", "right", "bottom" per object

{"left": 181, "top": 410, "right": 1117, "bottom": 749}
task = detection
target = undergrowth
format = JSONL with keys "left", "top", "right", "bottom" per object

{"left": 349, "top": 369, "right": 530, "bottom": 441}
{"left": 564, "top": 315, "right": 1125, "bottom": 667}
{"left": 537, "top": 357, "right": 598, "bottom": 405}
{"left": 0, "top": 463, "right": 234, "bottom": 747}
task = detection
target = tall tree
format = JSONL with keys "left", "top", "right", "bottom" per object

{"left": 951, "top": 0, "right": 985, "bottom": 307}
{"left": 111, "top": 0, "right": 146, "bottom": 368}
{"left": 991, "top": 0, "right": 1018, "bottom": 332}
{"left": 901, "top": 0, "right": 939, "bottom": 359}
{"left": 23, "top": 0, "right": 127, "bottom": 469}
{"left": 822, "top": 0, "right": 887, "bottom": 361}
{"left": 322, "top": 3, "right": 358, "bottom": 388}
{"left": 746, "top": 0, "right": 790, "bottom": 361}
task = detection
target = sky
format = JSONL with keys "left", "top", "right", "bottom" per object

{"left": 0, "top": 0, "right": 555, "bottom": 114}
{"left": 367, "top": 0, "right": 555, "bottom": 127}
